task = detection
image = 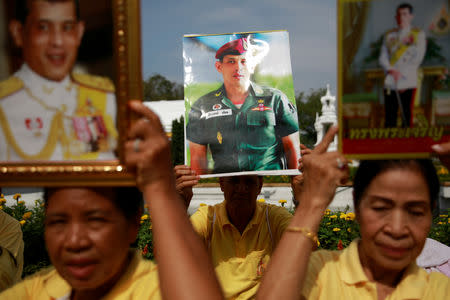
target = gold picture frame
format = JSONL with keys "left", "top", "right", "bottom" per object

{"left": 0, "top": 0, "right": 142, "bottom": 186}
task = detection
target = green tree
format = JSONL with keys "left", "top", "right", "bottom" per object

{"left": 171, "top": 116, "right": 185, "bottom": 166}
{"left": 296, "top": 88, "right": 326, "bottom": 149}
{"left": 143, "top": 74, "right": 183, "bottom": 101}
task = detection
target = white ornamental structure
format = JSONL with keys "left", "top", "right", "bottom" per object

{"left": 314, "top": 84, "right": 337, "bottom": 151}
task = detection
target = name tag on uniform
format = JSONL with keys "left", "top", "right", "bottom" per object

{"left": 204, "top": 109, "right": 232, "bottom": 119}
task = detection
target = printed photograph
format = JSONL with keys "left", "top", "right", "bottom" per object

{"left": 338, "top": 0, "right": 450, "bottom": 158}
{"left": 0, "top": 0, "right": 117, "bottom": 162}
{"left": 183, "top": 30, "right": 300, "bottom": 177}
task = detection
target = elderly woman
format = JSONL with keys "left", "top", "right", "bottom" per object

{"left": 0, "top": 102, "right": 223, "bottom": 300}
{"left": 257, "top": 127, "right": 450, "bottom": 300}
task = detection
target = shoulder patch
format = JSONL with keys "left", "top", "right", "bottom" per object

{"left": 71, "top": 73, "right": 115, "bottom": 92}
{"left": 254, "top": 84, "right": 280, "bottom": 97}
{"left": 253, "top": 84, "right": 264, "bottom": 95}
{"left": 0, "top": 76, "right": 24, "bottom": 99}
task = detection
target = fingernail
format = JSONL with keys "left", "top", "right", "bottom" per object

{"left": 431, "top": 144, "right": 442, "bottom": 152}
{"left": 129, "top": 100, "right": 140, "bottom": 109}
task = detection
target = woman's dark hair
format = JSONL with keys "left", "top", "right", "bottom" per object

{"left": 44, "top": 186, "right": 144, "bottom": 221}
{"left": 353, "top": 159, "right": 440, "bottom": 210}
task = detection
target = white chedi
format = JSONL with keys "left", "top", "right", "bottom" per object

{"left": 314, "top": 84, "right": 337, "bottom": 151}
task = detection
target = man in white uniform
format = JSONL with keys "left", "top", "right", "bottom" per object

{"left": 379, "top": 2, "right": 426, "bottom": 128}
{"left": 0, "top": 0, "right": 117, "bottom": 161}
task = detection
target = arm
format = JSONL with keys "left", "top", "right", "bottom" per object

{"left": 290, "top": 143, "right": 311, "bottom": 207}
{"left": 174, "top": 165, "right": 199, "bottom": 210}
{"left": 282, "top": 132, "right": 300, "bottom": 169}
{"left": 125, "top": 101, "right": 223, "bottom": 300}
{"left": 257, "top": 127, "right": 349, "bottom": 300}
{"left": 189, "top": 141, "right": 208, "bottom": 175}
{"left": 378, "top": 34, "right": 403, "bottom": 82}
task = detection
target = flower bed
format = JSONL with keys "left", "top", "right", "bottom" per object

{"left": 1, "top": 194, "right": 449, "bottom": 277}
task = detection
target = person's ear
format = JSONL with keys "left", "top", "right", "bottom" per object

{"left": 353, "top": 190, "right": 361, "bottom": 223}
{"left": 75, "top": 21, "right": 85, "bottom": 46}
{"left": 219, "top": 177, "right": 225, "bottom": 192}
{"left": 257, "top": 177, "right": 263, "bottom": 193}
{"left": 128, "top": 207, "right": 143, "bottom": 244}
{"left": 128, "top": 221, "right": 140, "bottom": 245}
{"left": 9, "top": 20, "right": 24, "bottom": 48}
{"left": 215, "top": 61, "right": 223, "bottom": 73}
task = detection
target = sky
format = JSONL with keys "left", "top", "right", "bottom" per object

{"left": 140, "top": 0, "right": 337, "bottom": 95}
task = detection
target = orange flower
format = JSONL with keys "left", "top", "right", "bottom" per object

{"left": 142, "top": 244, "right": 149, "bottom": 255}
{"left": 337, "top": 240, "right": 344, "bottom": 250}
{"left": 22, "top": 212, "right": 32, "bottom": 220}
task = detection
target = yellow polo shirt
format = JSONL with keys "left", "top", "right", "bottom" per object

{"left": 0, "top": 211, "right": 24, "bottom": 291}
{"left": 0, "top": 251, "right": 161, "bottom": 299}
{"left": 302, "top": 240, "right": 450, "bottom": 299}
{"left": 191, "top": 201, "right": 292, "bottom": 300}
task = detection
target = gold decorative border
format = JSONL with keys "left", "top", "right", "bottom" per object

{"left": 0, "top": 0, "right": 142, "bottom": 186}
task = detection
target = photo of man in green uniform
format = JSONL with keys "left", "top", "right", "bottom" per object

{"left": 185, "top": 33, "right": 300, "bottom": 175}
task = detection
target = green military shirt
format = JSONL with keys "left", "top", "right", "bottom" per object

{"left": 187, "top": 83, "right": 299, "bottom": 173}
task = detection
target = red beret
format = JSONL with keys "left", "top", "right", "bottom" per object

{"left": 215, "top": 38, "right": 248, "bottom": 60}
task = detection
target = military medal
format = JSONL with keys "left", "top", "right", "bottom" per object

{"left": 252, "top": 100, "right": 272, "bottom": 111}
{"left": 73, "top": 99, "right": 109, "bottom": 153}
{"left": 217, "top": 131, "right": 223, "bottom": 144}
{"left": 25, "top": 117, "right": 43, "bottom": 137}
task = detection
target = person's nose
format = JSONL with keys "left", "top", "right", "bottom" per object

{"left": 50, "top": 26, "right": 64, "bottom": 47}
{"left": 64, "top": 223, "right": 90, "bottom": 252}
{"left": 235, "top": 181, "right": 249, "bottom": 193}
{"left": 385, "top": 210, "right": 408, "bottom": 239}
{"left": 237, "top": 61, "right": 246, "bottom": 71}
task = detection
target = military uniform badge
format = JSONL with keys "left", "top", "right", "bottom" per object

{"left": 25, "top": 117, "right": 44, "bottom": 137}
{"left": 72, "top": 99, "right": 110, "bottom": 153}
{"left": 252, "top": 103, "right": 272, "bottom": 111}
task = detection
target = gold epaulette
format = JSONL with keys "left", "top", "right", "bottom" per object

{"left": 71, "top": 73, "right": 115, "bottom": 93}
{"left": 0, "top": 76, "right": 24, "bottom": 100}
{"left": 411, "top": 27, "right": 422, "bottom": 33}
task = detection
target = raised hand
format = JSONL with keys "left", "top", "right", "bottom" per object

{"left": 174, "top": 165, "right": 199, "bottom": 209}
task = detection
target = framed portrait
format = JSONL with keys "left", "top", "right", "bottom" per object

{"left": 183, "top": 30, "right": 301, "bottom": 177}
{"left": 0, "top": 0, "right": 142, "bottom": 186}
{"left": 338, "top": 0, "right": 450, "bottom": 159}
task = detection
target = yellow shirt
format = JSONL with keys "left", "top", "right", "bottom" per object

{"left": 302, "top": 240, "right": 450, "bottom": 299}
{"left": 191, "top": 201, "right": 292, "bottom": 300}
{"left": 0, "top": 211, "right": 24, "bottom": 291}
{"left": 0, "top": 251, "right": 161, "bottom": 299}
